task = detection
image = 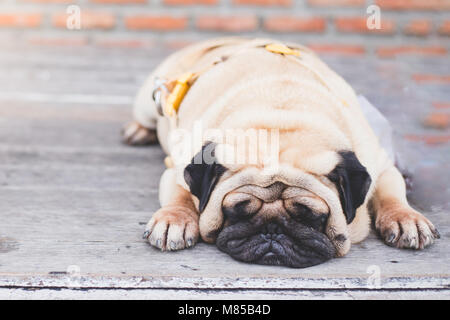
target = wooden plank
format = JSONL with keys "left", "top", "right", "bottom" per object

{"left": 0, "top": 191, "right": 448, "bottom": 289}
{"left": 1, "top": 288, "right": 449, "bottom": 300}
{"left": 0, "top": 165, "right": 163, "bottom": 191}
{"left": 0, "top": 48, "right": 166, "bottom": 70}
{"left": 0, "top": 146, "right": 163, "bottom": 168}
{"left": 0, "top": 189, "right": 158, "bottom": 212}
{"left": 0, "top": 92, "right": 135, "bottom": 105}
{"left": 0, "top": 118, "right": 131, "bottom": 149}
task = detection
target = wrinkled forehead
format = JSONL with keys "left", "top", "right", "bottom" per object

{"left": 203, "top": 165, "right": 339, "bottom": 210}
{"left": 225, "top": 182, "right": 330, "bottom": 214}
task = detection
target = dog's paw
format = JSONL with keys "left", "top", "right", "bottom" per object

{"left": 143, "top": 206, "right": 199, "bottom": 251}
{"left": 121, "top": 121, "right": 158, "bottom": 146}
{"left": 376, "top": 205, "right": 440, "bottom": 250}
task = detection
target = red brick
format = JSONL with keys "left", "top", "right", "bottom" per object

{"left": 335, "top": 17, "right": 395, "bottom": 34}
{"left": 412, "top": 74, "right": 450, "bottom": 84}
{"left": 307, "top": 0, "right": 364, "bottom": 6}
{"left": 125, "top": 15, "right": 187, "bottom": 30}
{"left": 307, "top": 44, "right": 365, "bottom": 55}
{"left": 423, "top": 113, "right": 450, "bottom": 129}
{"left": 264, "top": 16, "right": 326, "bottom": 32}
{"left": 438, "top": 20, "right": 450, "bottom": 35}
{"left": 404, "top": 19, "right": 431, "bottom": 36}
{"left": 405, "top": 134, "right": 450, "bottom": 145}
{"left": 91, "top": 0, "right": 146, "bottom": 3}
{"left": 233, "top": 0, "right": 292, "bottom": 5}
{"left": 0, "top": 13, "right": 42, "bottom": 28}
{"left": 21, "top": 0, "right": 73, "bottom": 2}
{"left": 377, "top": 46, "right": 446, "bottom": 58}
{"left": 164, "top": 0, "right": 217, "bottom": 4}
{"left": 376, "top": 0, "right": 450, "bottom": 10}
{"left": 53, "top": 11, "right": 115, "bottom": 30}
{"left": 433, "top": 102, "right": 450, "bottom": 109}
{"left": 196, "top": 15, "right": 258, "bottom": 32}
{"left": 163, "top": 39, "right": 196, "bottom": 50}
{"left": 27, "top": 36, "right": 88, "bottom": 46}
{"left": 95, "top": 39, "right": 154, "bottom": 48}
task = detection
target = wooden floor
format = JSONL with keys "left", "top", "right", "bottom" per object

{"left": 0, "top": 44, "right": 449, "bottom": 299}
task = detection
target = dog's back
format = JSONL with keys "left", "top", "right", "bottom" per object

{"left": 146, "top": 38, "right": 388, "bottom": 180}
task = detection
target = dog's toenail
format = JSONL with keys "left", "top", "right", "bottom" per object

{"left": 434, "top": 228, "right": 440, "bottom": 238}
{"left": 387, "top": 233, "right": 395, "bottom": 243}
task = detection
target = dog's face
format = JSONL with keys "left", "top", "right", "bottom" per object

{"left": 216, "top": 183, "right": 335, "bottom": 268}
{"left": 184, "top": 143, "right": 371, "bottom": 268}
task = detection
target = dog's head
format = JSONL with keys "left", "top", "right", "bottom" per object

{"left": 183, "top": 142, "right": 371, "bottom": 268}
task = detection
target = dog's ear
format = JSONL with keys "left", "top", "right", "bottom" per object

{"left": 327, "top": 151, "right": 371, "bottom": 224}
{"left": 184, "top": 142, "right": 227, "bottom": 213}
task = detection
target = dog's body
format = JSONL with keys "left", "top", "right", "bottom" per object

{"left": 123, "top": 38, "right": 439, "bottom": 268}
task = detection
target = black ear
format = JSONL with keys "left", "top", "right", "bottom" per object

{"left": 184, "top": 142, "right": 227, "bottom": 213}
{"left": 327, "top": 151, "right": 371, "bottom": 224}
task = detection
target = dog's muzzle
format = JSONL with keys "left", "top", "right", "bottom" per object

{"left": 216, "top": 217, "right": 336, "bottom": 268}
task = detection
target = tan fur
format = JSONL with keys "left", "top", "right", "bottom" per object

{"left": 132, "top": 38, "right": 438, "bottom": 256}
{"left": 371, "top": 167, "right": 439, "bottom": 249}
{"left": 144, "top": 185, "right": 199, "bottom": 251}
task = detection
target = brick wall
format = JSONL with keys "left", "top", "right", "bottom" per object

{"left": 0, "top": 0, "right": 449, "bottom": 56}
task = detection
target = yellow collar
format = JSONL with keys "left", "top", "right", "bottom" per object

{"left": 264, "top": 43, "right": 301, "bottom": 56}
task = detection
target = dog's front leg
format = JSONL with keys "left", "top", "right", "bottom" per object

{"left": 372, "top": 166, "right": 439, "bottom": 249}
{"left": 143, "top": 182, "right": 199, "bottom": 251}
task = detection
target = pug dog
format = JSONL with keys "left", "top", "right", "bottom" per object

{"left": 122, "top": 38, "right": 439, "bottom": 268}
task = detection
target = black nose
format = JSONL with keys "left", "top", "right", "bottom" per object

{"left": 260, "top": 222, "right": 283, "bottom": 235}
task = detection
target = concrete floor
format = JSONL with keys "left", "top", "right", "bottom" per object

{"left": 0, "top": 44, "right": 448, "bottom": 299}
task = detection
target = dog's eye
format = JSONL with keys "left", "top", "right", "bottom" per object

{"left": 285, "top": 200, "right": 328, "bottom": 231}
{"left": 222, "top": 192, "right": 262, "bottom": 221}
